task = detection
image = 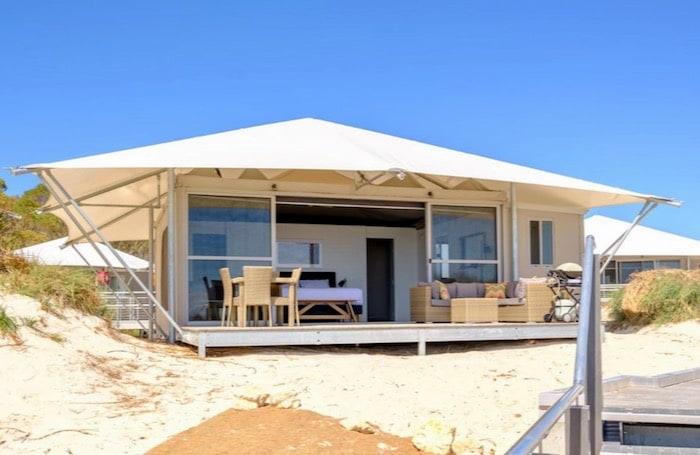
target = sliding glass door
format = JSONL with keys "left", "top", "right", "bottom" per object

{"left": 187, "top": 195, "right": 272, "bottom": 322}
{"left": 429, "top": 205, "right": 498, "bottom": 283}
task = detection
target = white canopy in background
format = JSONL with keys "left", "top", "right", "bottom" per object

{"left": 585, "top": 215, "right": 700, "bottom": 257}
{"left": 12, "top": 118, "right": 678, "bottom": 241}
{"left": 14, "top": 237, "right": 150, "bottom": 270}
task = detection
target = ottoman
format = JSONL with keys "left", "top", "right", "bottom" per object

{"left": 450, "top": 298, "right": 498, "bottom": 323}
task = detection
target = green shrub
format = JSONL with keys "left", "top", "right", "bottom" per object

{"left": 0, "top": 305, "right": 19, "bottom": 341}
{"left": 610, "top": 270, "right": 700, "bottom": 325}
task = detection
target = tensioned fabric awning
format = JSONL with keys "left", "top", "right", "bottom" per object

{"left": 13, "top": 118, "right": 678, "bottom": 242}
{"left": 585, "top": 215, "right": 700, "bottom": 257}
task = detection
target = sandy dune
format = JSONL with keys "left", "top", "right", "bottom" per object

{"left": 2, "top": 292, "right": 699, "bottom": 454}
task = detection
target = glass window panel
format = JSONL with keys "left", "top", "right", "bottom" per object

{"left": 603, "top": 260, "right": 617, "bottom": 284}
{"left": 278, "top": 241, "right": 321, "bottom": 267}
{"left": 188, "top": 259, "right": 271, "bottom": 322}
{"left": 430, "top": 205, "right": 498, "bottom": 282}
{"left": 619, "top": 261, "right": 653, "bottom": 283}
{"left": 657, "top": 260, "right": 681, "bottom": 269}
{"left": 188, "top": 195, "right": 271, "bottom": 257}
{"left": 541, "top": 221, "right": 553, "bottom": 265}
{"left": 187, "top": 195, "right": 272, "bottom": 323}
{"left": 529, "top": 220, "right": 553, "bottom": 265}
{"left": 431, "top": 263, "right": 497, "bottom": 284}
{"left": 431, "top": 206, "right": 497, "bottom": 261}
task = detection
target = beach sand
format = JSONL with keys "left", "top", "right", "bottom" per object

{"left": 2, "top": 292, "right": 699, "bottom": 454}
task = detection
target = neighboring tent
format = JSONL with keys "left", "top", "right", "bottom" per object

{"left": 13, "top": 118, "right": 677, "bottom": 242}
{"left": 14, "top": 237, "right": 149, "bottom": 270}
{"left": 585, "top": 215, "right": 700, "bottom": 257}
{"left": 585, "top": 215, "right": 700, "bottom": 283}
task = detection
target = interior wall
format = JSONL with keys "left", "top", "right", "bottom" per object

{"left": 277, "top": 224, "right": 419, "bottom": 322}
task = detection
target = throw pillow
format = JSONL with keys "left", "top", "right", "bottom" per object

{"left": 484, "top": 282, "right": 507, "bottom": 299}
{"left": 505, "top": 281, "right": 518, "bottom": 298}
{"left": 436, "top": 280, "right": 451, "bottom": 300}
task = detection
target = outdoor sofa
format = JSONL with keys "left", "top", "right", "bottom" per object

{"left": 410, "top": 278, "right": 552, "bottom": 323}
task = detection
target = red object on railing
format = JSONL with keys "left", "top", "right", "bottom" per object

{"left": 96, "top": 270, "right": 110, "bottom": 286}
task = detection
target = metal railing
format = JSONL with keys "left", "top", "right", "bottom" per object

{"left": 600, "top": 283, "right": 625, "bottom": 302}
{"left": 506, "top": 235, "right": 602, "bottom": 454}
{"left": 101, "top": 290, "right": 154, "bottom": 330}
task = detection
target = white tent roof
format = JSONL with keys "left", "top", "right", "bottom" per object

{"left": 585, "top": 215, "right": 700, "bottom": 257}
{"left": 13, "top": 118, "right": 677, "bottom": 241}
{"left": 14, "top": 237, "right": 150, "bottom": 270}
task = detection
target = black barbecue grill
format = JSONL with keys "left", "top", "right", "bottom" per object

{"left": 544, "top": 263, "right": 582, "bottom": 323}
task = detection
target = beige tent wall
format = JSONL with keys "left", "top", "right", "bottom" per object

{"left": 517, "top": 207, "right": 585, "bottom": 279}
{"left": 154, "top": 206, "right": 171, "bottom": 330}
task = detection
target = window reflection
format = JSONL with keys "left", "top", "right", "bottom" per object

{"left": 431, "top": 206, "right": 498, "bottom": 282}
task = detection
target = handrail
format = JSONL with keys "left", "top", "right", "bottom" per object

{"left": 506, "top": 235, "right": 601, "bottom": 454}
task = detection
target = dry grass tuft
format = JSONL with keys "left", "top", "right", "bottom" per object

{"left": 609, "top": 269, "right": 700, "bottom": 325}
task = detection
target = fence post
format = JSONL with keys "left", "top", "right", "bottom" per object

{"left": 566, "top": 405, "right": 590, "bottom": 454}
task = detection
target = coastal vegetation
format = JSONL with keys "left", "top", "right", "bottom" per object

{"left": 608, "top": 269, "right": 700, "bottom": 325}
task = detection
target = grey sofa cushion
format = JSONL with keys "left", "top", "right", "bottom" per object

{"left": 430, "top": 281, "right": 440, "bottom": 299}
{"left": 431, "top": 298, "right": 451, "bottom": 307}
{"left": 498, "top": 297, "right": 524, "bottom": 306}
{"left": 455, "top": 283, "right": 480, "bottom": 298}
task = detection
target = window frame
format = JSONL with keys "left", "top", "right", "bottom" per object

{"left": 529, "top": 219, "right": 554, "bottom": 266}
{"left": 185, "top": 193, "right": 274, "bottom": 323}
{"left": 426, "top": 203, "right": 501, "bottom": 283}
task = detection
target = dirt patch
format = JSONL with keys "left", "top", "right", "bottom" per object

{"left": 146, "top": 406, "right": 422, "bottom": 454}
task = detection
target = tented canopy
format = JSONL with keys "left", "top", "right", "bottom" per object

{"left": 585, "top": 215, "right": 700, "bottom": 257}
{"left": 13, "top": 118, "right": 678, "bottom": 241}
{"left": 14, "top": 237, "right": 149, "bottom": 270}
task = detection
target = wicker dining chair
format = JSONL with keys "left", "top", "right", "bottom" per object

{"left": 273, "top": 267, "right": 302, "bottom": 326}
{"left": 238, "top": 266, "right": 275, "bottom": 327}
{"left": 219, "top": 267, "right": 241, "bottom": 327}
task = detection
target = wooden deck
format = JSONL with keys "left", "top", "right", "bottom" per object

{"left": 179, "top": 321, "right": 579, "bottom": 358}
{"left": 540, "top": 367, "right": 700, "bottom": 452}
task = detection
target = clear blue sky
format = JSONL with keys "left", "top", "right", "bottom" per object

{"left": 1, "top": 1, "right": 698, "bottom": 238}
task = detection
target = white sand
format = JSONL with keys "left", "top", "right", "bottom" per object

{"left": 2, "top": 292, "right": 699, "bottom": 454}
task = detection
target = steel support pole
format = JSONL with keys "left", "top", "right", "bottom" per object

{"left": 167, "top": 169, "right": 176, "bottom": 342}
{"left": 511, "top": 183, "right": 519, "bottom": 281}
{"left": 586, "top": 253, "right": 603, "bottom": 452}
{"left": 599, "top": 200, "right": 658, "bottom": 274}
{"left": 148, "top": 205, "right": 155, "bottom": 339}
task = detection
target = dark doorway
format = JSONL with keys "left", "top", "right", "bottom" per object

{"left": 366, "top": 238, "right": 394, "bottom": 322}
